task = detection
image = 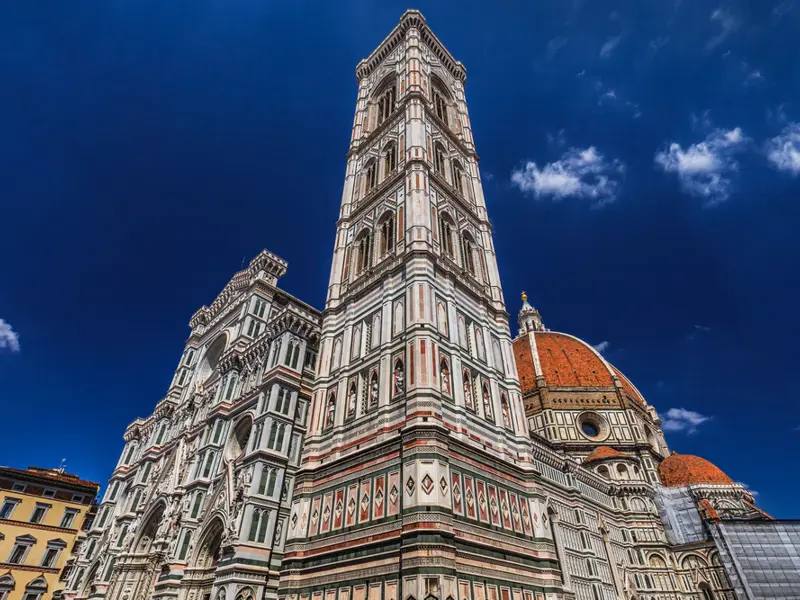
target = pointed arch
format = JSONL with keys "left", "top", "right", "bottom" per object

{"left": 190, "top": 515, "right": 225, "bottom": 570}
{"left": 351, "top": 324, "right": 362, "bottom": 360}
{"left": 430, "top": 74, "right": 452, "bottom": 124}
{"left": 437, "top": 301, "right": 448, "bottom": 335}
{"left": 433, "top": 142, "right": 447, "bottom": 175}
{"left": 378, "top": 210, "right": 396, "bottom": 257}
{"left": 373, "top": 75, "right": 397, "bottom": 126}
{"left": 438, "top": 212, "right": 456, "bottom": 258}
{"left": 133, "top": 498, "right": 168, "bottom": 555}
{"left": 452, "top": 159, "right": 466, "bottom": 195}
{"left": 224, "top": 416, "right": 253, "bottom": 463}
{"left": 364, "top": 158, "right": 379, "bottom": 195}
{"left": 393, "top": 301, "right": 404, "bottom": 336}
{"left": 481, "top": 382, "right": 493, "bottom": 420}
{"left": 383, "top": 140, "right": 398, "bottom": 176}
{"left": 198, "top": 333, "right": 228, "bottom": 384}
{"left": 354, "top": 228, "right": 373, "bottom": 275}
{"left": 461, "top": 230, "right": 477, "bottom": 277}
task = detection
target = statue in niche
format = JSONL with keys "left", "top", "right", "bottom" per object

{"left": 464, "top": 377, "right": 474, "bottom": 409}
{"left": 370, "top": 377, "right": 379, "bottom": 405}
{"left": 393, "top": 363, "right": 404, "bottom": 395}
{"left": 440, "top": 368, "right": 450, "bottom": 396}
{"left": 348, "top": 386, "right": 357, "bottom": 416}
{"left": 483, "top": 387, "right": 493, "bottom": 419}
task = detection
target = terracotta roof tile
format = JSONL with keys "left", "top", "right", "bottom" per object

{"left": 583, "top": 446, "right": 625, "bottom": 463}
{"left": 535, "top": 333, "right": 613, "bottom": 387}
{"left": 658, "top": 453, "right": 733, "bottom": 487}
{"left": 0, "top": 466, "right": 100, "bottom": 491}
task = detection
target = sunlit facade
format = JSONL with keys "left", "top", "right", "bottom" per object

{"left": 61, "top": 11, "right": 788, "bottom": 600}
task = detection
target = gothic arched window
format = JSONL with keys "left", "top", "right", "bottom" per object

{"left": 432, "top": 84, "right": 449, "bottom": 123}
{"left": 379, "top": 212, "right": 396, "bottom": 257}
{"left": 434, "top": 142, "right": 447, "bottom": 175}
{"left": 376, "top": 82, "right": 396, "bottom": 125}
{"left": 331, "top": 337, "right": 343, "bottom": 372}
{"left": 355, "top": 230, "right": 372, "bottom": 275}
{"left": 438, "top": 213, "right": 455, "bottom": 258}
{"left": 384, "top": 142, "right": 397, "bottom": 176}
{"left": 437, "top": 302, "right": 448, "bottom": 335}
{"left": 248, "top": 508, "right": 270, "bottom": 543}
{"left": 324, "top": 392, "right": 336, "bottom": 430}
{"left": 474, "top": 326, "right": 485, "bottom": 361}
{"left": 461, "top": 232, "right": 477, "bottom": 277}
{"left": 351, "top": 325, "right": 362, "bottom": 360}
{"left": 364, "top": 159, "right": 378, "bottom": 194}
{"left": 452, "top": 159, "right": 465, "bottom": 195}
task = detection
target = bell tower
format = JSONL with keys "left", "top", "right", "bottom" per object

{"left": 281, "top": 10, "right": 563, "bottom": 600}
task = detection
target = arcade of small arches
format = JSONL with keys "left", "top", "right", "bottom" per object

{"left": 350, "top": 210, "right": 398, "bottom": 279}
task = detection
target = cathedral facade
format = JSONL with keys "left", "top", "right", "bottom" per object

{"left": 61, "top": 11, "right": 779, "bottom": 600}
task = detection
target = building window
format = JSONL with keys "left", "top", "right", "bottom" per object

{"left": 355, "top": 231, "right": 372, "bottom": 275}
{"left": 434, "top": 142, "right": 446, "bottom": 175}
{"left": 116, "top": 524, "right": 128, "bottom": 548}
{"left": 379, "top": 213, "right": 395, "bottom": 257}
{"left": 364, "top": 159, "right": 378, "bottom": 194}
{"left": 8, "top": 538, "right": 34, "bottom": 564}
{"left": 376, "top": 83, "right": 396, "bottom": 125}
{"left": 191, "top": 492, "right": 204, "bottom": 519}
{"left": 303, "top": 349, "right": 317, "bottom": 372}
{"left": 122, "top": 444, "right": 136, "bottom": 465}
{"left": 285, "top": 340, "right": 301, "bottom": 369}
{"left": 11, "top": 483, "right": 26, "bottom": 492}
{"left": 59, "top": 508, "right": 79, "bottom": 529}
{"left": 102, "top": 557, "right": 116, "bottom": 581}
{"left": 271, "top": 338, "right": 282, "bottom": 367}
{"left": 267, "top": 422, "right": 287, "bottom": 451}
{"left": 452, "top": 160, "right": 465, "bottom": 195}
{"left": 155, "top": 421, "right": 168, "bottom": 446}
{"left": 224, "top": 372, "right": 239, "bottom": 401}
{"left": 40, "top": 544, "right": 63, "bottom": 568}
{"left": 42, "top": 489, "right": 56, "bottom": 498}
{"left": 212, "top": 420, "right": 225, "bottom": 444}
{"left": 461, "top": 233, "right": 476, "bottom": 276}
{"left": 247, "top": 318, "right": 263, "bottom": 338}
{"left": 108, "top": 481, "right": 120, "bottom": 501}
{"left": 251, "top": 422, "right": 264, "bottom": 451}
{"left": 253, "top": 297, "right": 267, "bottom": 318}
{"left": 258, "top": 468, "right": 278, "bottom": 497}
{"left": 177, "top": 530, "right": 192, "bottom": 560}
{"left": 275, "top": 387, "right": 291, "bottom": 414}
{"left": 29, "top": 503, "right": 50, "bottom": 524}
{"left": 433, "top": 88, "right": 448, "bottom": 122}
{"left": 248, "top": 508, "right": 270, "bottom": 543}
{"left": 384, "top": 142, "right": 397, "bottom": 175}
{"left": 438, "top": 214, "right": 455, "bottom": 258}
{"left": 0, "top": 498, "right": 20, "bottom": 520}
{"left": 201, "top": 452, "right": 216, "bottom": 478}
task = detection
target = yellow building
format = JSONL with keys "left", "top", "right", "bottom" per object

{"left": 0, "top": 466, "right": 99, "bottom": 600}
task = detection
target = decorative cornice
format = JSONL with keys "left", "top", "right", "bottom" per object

{"left": 355, "top": 11, "right": 466, "bottom": 84}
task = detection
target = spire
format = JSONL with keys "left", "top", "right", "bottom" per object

{"left": 518, "top": 291, "right": 545, "bottom": 334}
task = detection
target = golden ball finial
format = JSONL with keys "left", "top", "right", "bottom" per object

{"left": 521, "top": 291, "right": 528, "bottom": 302}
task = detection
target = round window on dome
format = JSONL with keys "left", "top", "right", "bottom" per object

{"left": 577, "top": 412, "right": 608, "bottom": 441}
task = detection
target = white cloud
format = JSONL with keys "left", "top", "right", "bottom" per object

{"left": 707, "top": 9, "right": 741, "bottom": 49}
{"left": 772, "top": 1, "right": 794, "bottom": 19}
{"left": 744, "top": 70, "right": 764, "bottom": 85}
{"left": 661, "top": 408, "right": 712, "bottom": 434}
{"left": 511, "top": 146, "right": 625, "bottom": 206}
{"left": 649, "top": 36, "right": 670, "bottom": 53}
{"left": 546, "top": 37, "right": 569, "bottom": 60}
{"left": 0, "top": 319, "right": 20, "bottom": 353}
{"left": 765, "top": 123, "right": 800, "bottom": 175}
{"left": 598, "top": 89, "right": 617, "bottom": 104}
{"left": 654, "top": 127, "right": 748, "bottom": 204}
{"left": 600, "top": 35, "right": 621, "bottom": 58}
{"left": 593, "top": 341, "right": 610, "bottom": 354}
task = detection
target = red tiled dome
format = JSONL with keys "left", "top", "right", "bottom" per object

{"left": 658, "top": 452, "right": 733, "bottom": 487}
{"left": 512, "top": 331, "right": 646, "bottom": 407}
{"left": 584, "top": 446, "right": 625, "bottom": 464}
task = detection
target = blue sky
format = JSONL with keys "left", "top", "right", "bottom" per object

{"left": 1, "top": 1, "right": 798, "bottom": 516}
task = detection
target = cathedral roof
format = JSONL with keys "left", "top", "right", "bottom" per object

{"left": 512, "top": 329, "right": 647, "bottom": 407}
{"left": 583, "top": 446, "right": 625, "bottom": 463}
{"left": 658, "top": 452, "right": 733, "bottom": 487}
